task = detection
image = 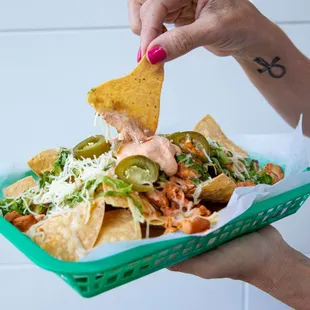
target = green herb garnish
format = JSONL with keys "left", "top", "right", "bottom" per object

{"left": 53, "top": 148, "right": 70, "bottom": 176}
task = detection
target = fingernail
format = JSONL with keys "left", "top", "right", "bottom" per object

{"left": 147, "top": 46, "right": 167, "bottom": 64}
{"left": 137, "top": 47, "right": 142, "bottom": 63}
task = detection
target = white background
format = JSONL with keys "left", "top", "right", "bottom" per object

{"left": 0, "top": 1, "right": 309, "bottom": 309}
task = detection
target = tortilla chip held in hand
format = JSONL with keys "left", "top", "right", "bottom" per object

{"left": 87, "top": 56, "right": 164, "bottom": 136}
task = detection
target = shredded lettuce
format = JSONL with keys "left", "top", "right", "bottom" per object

{"left": 39, "top": 171, "right": 53, "bottom": 188}
{"left": 191, "top": 179, "right": 201, "bottom": 186}
{"left": 53, "top": 148, "right": 70, "bottom": 176}
{"left": 98, "top": 176, "right": 143, "bottom": 212}
{"left": 102, "top": 176, "right": 133, "bottom": 195}
{"left": 0, "top": 197, "right": 29, "bottom": 216}
{"left": 39, "top": 148, "right": 71, "bottom": 189}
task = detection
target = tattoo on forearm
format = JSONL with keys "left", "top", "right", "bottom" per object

{"left": 253, "top": 57, "right": 286, "bottom": 78}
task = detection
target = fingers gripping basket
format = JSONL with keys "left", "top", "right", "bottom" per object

{"left": 0, "top": 171, "right": 310, "bottom": 298}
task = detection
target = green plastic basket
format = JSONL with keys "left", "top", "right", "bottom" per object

{"left": 1, "top": 170, "right": 310, "bottom": 298}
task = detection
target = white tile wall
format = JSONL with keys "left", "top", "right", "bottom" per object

{"left": 0, "top": 0, "right": 309, "bottom": 31}
{"left": 0, "top": 2, "right": 309, "bottom": 310}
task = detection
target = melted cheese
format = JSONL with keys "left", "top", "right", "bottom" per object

{"left": 192, "top": 178, "right": 211, "bottom": 205}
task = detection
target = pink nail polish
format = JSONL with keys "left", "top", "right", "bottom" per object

{"left": 137, "top": 47, "right": 142, "bottom": 62}
{"left": 147, "top": 46, "right": 167, "bottom": 64}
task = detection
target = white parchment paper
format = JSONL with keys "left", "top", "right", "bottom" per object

{"left": 81, "top": 117, "right": 310, "bottom": 262}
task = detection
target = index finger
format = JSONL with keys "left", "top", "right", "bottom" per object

{"left": 128, "top": 0, "right": 142, "bottom": 35}
{"left": 139, "top": 0, "right": 168, "bottom": 54}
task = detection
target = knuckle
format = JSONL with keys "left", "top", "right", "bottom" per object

{"left": 170, "top": 29, "right": 194, "bottom": 55}
{"left": 139, "top": 2, "right": 150, "bottom": 19}
{"left": 131, "top": 24, "right": 141, "bottom": 35}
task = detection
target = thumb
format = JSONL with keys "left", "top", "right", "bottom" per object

{"left": 146, "top": 20, "right": 208, "bottom": 64}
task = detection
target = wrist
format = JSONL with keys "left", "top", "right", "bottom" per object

{"left": 241, "top": 242, "right": 310, "bottom": 308}
{"left": 239, "top": 237, "right": 291, "bottom": 289}
{"left": 234, "top": 17, "right": 291, "bottom": 61}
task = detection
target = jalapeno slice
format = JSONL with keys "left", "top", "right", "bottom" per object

{"left": 73, "top": 135, "right": 111, "bottom": 159}
{"left": 168, "top": 131, "right": 211, "bottom": 162}
{"left": 115, "top": 155, "right": 159, "bottom": 192}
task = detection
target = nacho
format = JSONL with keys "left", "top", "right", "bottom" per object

{"left": 95, "top": 209, "right": 141, "bottom": 246}
{"left": 0, "top": 113, "right": 284, "bottom": 262}
{"left": 193, "top": 115, "right": 247, "bottom": 156}
{"left": 199, "top": 174, "right": 237, "bottom": 203}
{"left": 76, "top": 198, "right": 106, "bottom": 250}
{"left": 27, "top": 149, "right": 59, "bottom": 176}
{"left": 29, "top": 199, "right": 105, "bottom": 261}
{"left": 3, "top": 176, "right": 37, "bottom": 198}
{"left": 87, "top": 56, "right": 164, "bottom": 136}
{"left": 101, "top": 183, "right": 166, "bottom": 226}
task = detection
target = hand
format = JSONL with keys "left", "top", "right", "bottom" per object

{"left": 128, "top": 0, "right": 281, "bottom": 63}
{"left": 168, "top": 226, "right": 288, "bottom": 282}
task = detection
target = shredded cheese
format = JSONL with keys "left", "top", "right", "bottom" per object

{"left": 4, "top": 151, "right": 117, "bottom": 224}
{"left": 191, "top": 178, "right": 211, "bottom": 205}
{"left": 127, "top": 197, "right": 145, "bottom": 225}
{"left": 94, "top": 112, "right": 100, "bottom": 127}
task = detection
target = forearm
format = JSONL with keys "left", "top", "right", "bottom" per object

{"left": 234, "top": 23, "right": 310, "bottom": 135}
{"left": 243, "top": 243, "right": 310, "bottom": 309}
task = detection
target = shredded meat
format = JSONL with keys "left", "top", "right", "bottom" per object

{"left": 175, "top": 162, "right": 200, "bottom": 179}
{"left": 170, "top": 177, "right": 195, "bottom": 195}
{"left": 177, "top": 217, "right": 210, "bottom": 234}
{"left": 265, "top": 163, "right": 284, "bottom": 184}
{"left": 236, "top": 180, "right": 256, "bottom": 187}
{"left": 12, "top": 214, "right": 38, "bottom": 232}
{"left": 189, "top": 205, "right": 212, "bottom": 217}
{"left": 4, "top": 211, "right": 22, "bottom": 223}
{"left": 144, "top": 162, "right": 214, "bottom": 235}
{"left": 164, "top": 226, "right": 178, "bottom": 234}
{"left": 164, "top": 181, "right": 194, "bottom": 211}
{"left": 183, "top": 141, "right": 204, "bottom": 158}
{"left": 162, "top": 203, "right": 178, "bottom": 217}
{"left": 144, "top": 190, "right": 169, "bottom": 210}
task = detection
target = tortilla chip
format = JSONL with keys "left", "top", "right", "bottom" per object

{"left": 30, "top": 199, "right": 105, "bottom": 261}
{"left": 77, "top": 197, "right": 106, "bottom": 250}
{"left": 95, "top": 209, "right": 141, "bottom": 246}
{"left": 87, "top": 55, "right": 164, "bottom": 135}
{"left": 193, "top": 115, "right": 247, "bottom": 156}
{"left": 100, "top": 183, "right": 166, "bottom": 226}
{"left": 139, "top": 195, "right": 166, "bottom": 226}
{"left": 27, "top": 149, "right": 59, "bottom": 176}
{"left": 101, "top": 183, "right": 129, "bottom": 208}
{"left": 199, "top": 173, "right": 236, "bottom": 203}
{"left": 3, "top": 176, "right": 37, "bottom": 198}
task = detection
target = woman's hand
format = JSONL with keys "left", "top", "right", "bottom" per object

{"left": 168, "top": 226, "right": 310, "bottom": 309}
{"left": 168, "top": 226, "right": 285, "bottom": 281}
{"left": 128, "top": 0, "right": 280, "bottom": 64}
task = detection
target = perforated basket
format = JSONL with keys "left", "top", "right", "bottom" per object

{"left": 0, "top": 170, "right": 310, "bottom": 298}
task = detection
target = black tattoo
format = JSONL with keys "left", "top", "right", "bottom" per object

{"left": 253, "top": 57, "right": 286, "bottom": 78}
